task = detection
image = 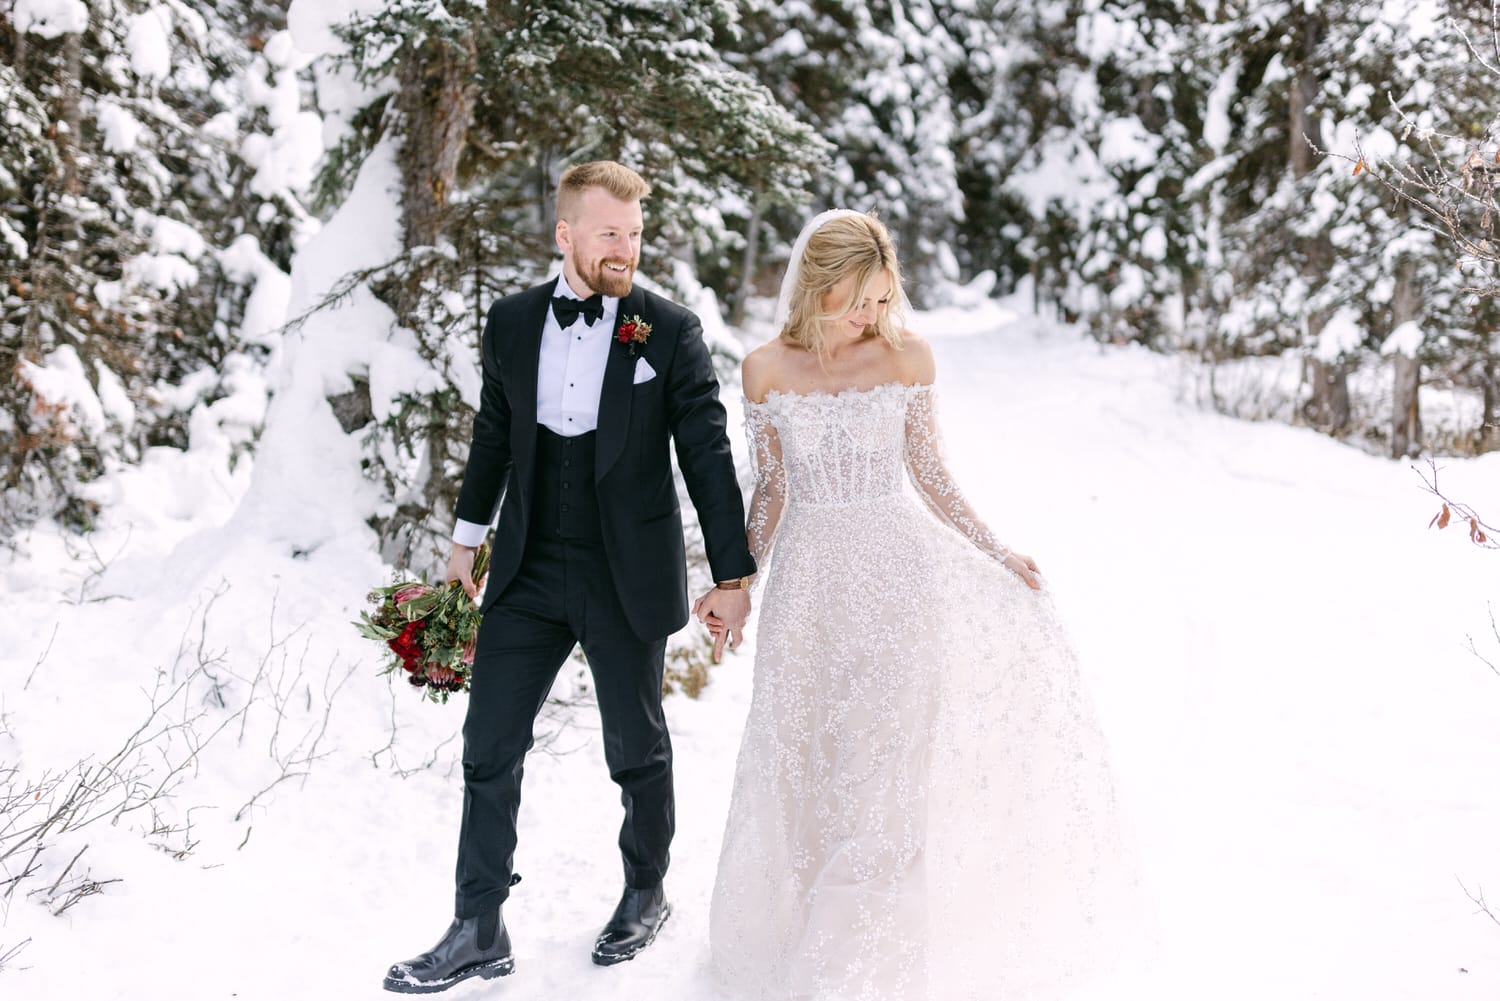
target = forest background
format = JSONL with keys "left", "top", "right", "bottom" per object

{"left": 7, "top": 0, "right": 1500, "bottom": 558}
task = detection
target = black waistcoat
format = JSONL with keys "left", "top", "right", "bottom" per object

{"left": 529, "top": 426, "right": 603, "bottom": 542}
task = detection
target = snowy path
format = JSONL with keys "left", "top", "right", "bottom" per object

{"left": 7, "top": 305, "right": 1500, "bottom": 1000}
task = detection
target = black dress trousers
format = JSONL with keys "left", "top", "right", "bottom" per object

{"left": 453, "top": 429, "right": 672, "bottom": 919}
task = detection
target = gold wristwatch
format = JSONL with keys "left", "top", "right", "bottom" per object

{"left": 715, "top": 575, "right": 753, "bottom": 591}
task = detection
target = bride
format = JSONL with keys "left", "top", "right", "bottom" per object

{"left": 703, "top": 211, "right": 1141, "bottom": 1000}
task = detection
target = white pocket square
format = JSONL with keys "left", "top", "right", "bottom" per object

{"left": 633, "top": 357, "right": 657, "bottom": 384}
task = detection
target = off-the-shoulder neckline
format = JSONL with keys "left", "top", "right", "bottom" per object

{"left": 747, "top": 380, "right": 934, "bottom": 407}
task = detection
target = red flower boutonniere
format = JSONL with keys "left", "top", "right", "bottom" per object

{"left": 617, "top": 315, "right": 651, "bottom": 356}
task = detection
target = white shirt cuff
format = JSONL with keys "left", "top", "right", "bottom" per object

{"left": 452, "top": 518, "right": 490, "bottom": 548}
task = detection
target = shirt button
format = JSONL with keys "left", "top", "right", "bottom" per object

{"left": 563, "top": 459, "right": 571, "bottom": 468}
{"left": 561, "top": 481, "right": 570, "bottom": 489}
{"left": 561, "top": 504, "right": 571, "bottom": 512}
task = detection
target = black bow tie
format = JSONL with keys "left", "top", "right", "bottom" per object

{"left": 551, "top": 293, "right": 604, "bottom": 328}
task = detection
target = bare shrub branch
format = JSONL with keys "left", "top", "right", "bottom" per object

{"left": 60, "top": 523, "right": 134, "bottom": 606}
{"left": 1417, "top": 459, "right": 1500, "bottom": 549}
{"left": 0, "top": 582, "right": 353, "bottom": 915}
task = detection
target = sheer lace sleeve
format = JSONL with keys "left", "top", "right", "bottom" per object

{"left": 903, "top": 384, "right": 1011, "bottom": 562}
{"left": 744, "top": 399, "right": 787, "bottom": 576}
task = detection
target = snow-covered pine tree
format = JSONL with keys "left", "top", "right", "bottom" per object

{"left": 945, "top": 0, "right": 1053, "bottom": 300}
{"left": 1208, "top": 0, "right": 1497, "bottom": 452}
{"left": 946, "top": 0, "right": 1215, "bottom": 345}
{"left": 723, "top": 0, "right": 971, "bottom": 306}
{"left": 302, "top": 0, "right": 828, "bottom": 565}
{"left": 1348, "top": 2, "right": 1500, "bottom": 454}
{"left": 2, "top": 0, "right": 308, "bottom": 532}
{"left": 1068, "top": 0, "right": 1215, "bottom": 348}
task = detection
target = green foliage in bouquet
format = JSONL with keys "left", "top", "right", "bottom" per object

{"left": 355, "top": 544, "right": 491, "bottom": 703}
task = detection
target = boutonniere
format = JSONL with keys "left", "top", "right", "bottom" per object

{"left": 616, "top": 315, "right": 651, "bottom": 356}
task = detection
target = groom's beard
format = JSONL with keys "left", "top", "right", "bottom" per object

{"left": 580, "top": 256, "right": 635, "bottom": 298}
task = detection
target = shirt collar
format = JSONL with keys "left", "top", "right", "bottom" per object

{"left": 552, "top": 273, "right": 620, "bottom": 311}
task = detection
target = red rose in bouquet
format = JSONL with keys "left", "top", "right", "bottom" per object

{"left": 388, "top": 620, "right": 426, "bottom": 672}
{"left": 354, "top": 544, "right": 490, "bottom": 703}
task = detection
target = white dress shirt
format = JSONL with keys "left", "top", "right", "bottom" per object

{"left": 453, "top": 275, "right": 618, "bottom": 547}
{"left": 537, "top": 274, "right": 619, "bottom": 436}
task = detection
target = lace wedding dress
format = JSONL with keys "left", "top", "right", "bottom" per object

{"left": 709, "top": 381, "right": 1139, "bottom": 1001}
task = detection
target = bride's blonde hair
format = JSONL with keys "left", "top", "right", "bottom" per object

{"left": 780, "top": 213, "right": 908, "bottom": 355}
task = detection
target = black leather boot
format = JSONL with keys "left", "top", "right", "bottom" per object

{"left": 591, "top": 884, "right": 671, "bottom": 966}
{"left": 382, "top": 909, "right": 514, "bottom": 993}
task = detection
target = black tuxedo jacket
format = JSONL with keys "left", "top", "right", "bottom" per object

{"left": 454, "top": 280, "right": 757, "bottom": 640}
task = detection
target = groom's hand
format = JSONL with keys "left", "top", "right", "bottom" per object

{"left": 692, "top": 588, "right": 750, "bottom": 663}
{"left": 446, "top": 543, "right": 479, "bottom": 599}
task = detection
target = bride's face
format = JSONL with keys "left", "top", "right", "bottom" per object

{"left": 821, "top": 269, "right": 893, "bottom": 341}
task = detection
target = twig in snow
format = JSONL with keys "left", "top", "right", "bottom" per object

{"left": 22, "top": 622, "right": 58, "bottom": 691}
{"left": 1460, "top": 877, "right": 1500, "bottom": 929}
{"left": 0, "top": 937, "right": 31, "bottom": 972}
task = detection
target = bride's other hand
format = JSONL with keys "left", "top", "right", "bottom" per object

{"left": 1000, "top": 552, "right": 1042, "bottom": 590}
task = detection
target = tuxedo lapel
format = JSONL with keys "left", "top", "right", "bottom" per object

{"left": 595, "top": 286, "right": 645, "bottom": 480}
{"left": 510, "top": 284, "right": 550, "bottom": 488}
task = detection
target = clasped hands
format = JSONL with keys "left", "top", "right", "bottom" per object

{"left": 692, "top": 587, "right": 750, "bottom": 663}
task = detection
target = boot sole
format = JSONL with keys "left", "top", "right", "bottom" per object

{"left": 382, "top": 955, "right": 515, "bottom": 994}
{"left": 590, "top": 903, "right": 672, "bottom": 967}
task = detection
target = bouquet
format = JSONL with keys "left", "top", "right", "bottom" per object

{"left": 354, "top": 544, "right": 490, "bottom": 703}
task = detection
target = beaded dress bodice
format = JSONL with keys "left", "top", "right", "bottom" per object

{"left": 742, "top": 381, "right": 1007, "bottom": 568}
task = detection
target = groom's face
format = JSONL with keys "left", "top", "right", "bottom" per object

{"left": 557, "top": 187, "right": 643, "bottom": 298}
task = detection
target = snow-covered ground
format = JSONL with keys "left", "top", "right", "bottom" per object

{"left": 5, "top": 297, "right": 1500, "bottom": 1000}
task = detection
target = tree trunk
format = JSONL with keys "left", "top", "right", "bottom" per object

{"left": 23, "top": 27, "right": 85, "bottom": 355}
{"left": 730, "top": 192, "right": 763, "bottom": 327}
{"left": 383, "top": 31, "right": 479, "bottom": 568}
{"left": 1481, "top": 354, "right": 1500, "bottom": 454}
{"left": 1291, "top": 12, "right": 1348, "bottom": 433}
{"left": 1288, "top": 64, "right": 1321, "bottom": 178}
{"left": 1389, "top": 258, "right": 1421, "bottom": 458}
{"left": 1390, "top": 354, "right": 1420, "bottom": 456}
{"left": 58, "top": 30, "right": 82, "bottom": 196}
{"left": 396, "top": 33, "right": 478, "bottom": 252}
{"left": 1288, "top": 15, "right": 1324, "bottom": 178}
{"left": 1305, "top": 353, "right": 1351, "bottom": 433}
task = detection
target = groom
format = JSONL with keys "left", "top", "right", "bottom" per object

{"left": 383, "top": 161, "right": 756, "bottom": 994}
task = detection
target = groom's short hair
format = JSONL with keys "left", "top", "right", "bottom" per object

{"left": 557, "top": 161, "right": 651, "bottom": 221}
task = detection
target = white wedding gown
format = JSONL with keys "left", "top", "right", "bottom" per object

{"left": 709, "top": 381, "right": 1140, "bottom": 1001}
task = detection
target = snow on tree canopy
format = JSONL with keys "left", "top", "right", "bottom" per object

{"left": 1315, "top": 307, "right": 1365, "bottom": 363}
{"left": 19, "top": 346, "right": 107, "bottom": 438}
{"left": 1382, "top": 320, "right": 1424, "bottom": 358}
{"left": 97, "top": 101, "right": 144, "bottom": 153}
{"left": 13, "top": 0, "right": 88, "bottom": 39}
{"left": 127, "top": 8, "right": 174, "bottom": 83}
